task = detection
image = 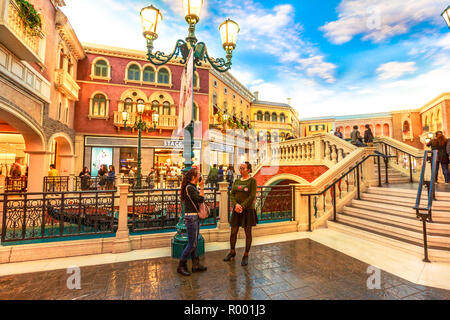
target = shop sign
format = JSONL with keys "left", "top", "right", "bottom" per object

{"left": 210, "top": 142, "right": 234, "bottom": 153}
{"left": 164, "top": 139, "right": 201, "bottom": 149}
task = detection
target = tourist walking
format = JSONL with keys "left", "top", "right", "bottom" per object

{"left": 427, "top": 131, "right": 449, "bottom": 183}
{"left": 334, "top": 128, "right": 343, "bottom": 139}
{"left": 207, "top": 164, "right": 219, "bottom": 189}
{"left": 351, "top": 125, "right": 364, "bottom": 147}
{"left": 97, "top": 164, "right": 107, "bottom": 190}
{"left": 106, "top": 165, "right": 115, "bottom": 190}
{"left": 218, "top": 165, "right": 224, "bottom": 182}
{"left": 48, "top": 164, "right": 59, "bottom": 192}
{"left": 146, "top": 167, "right": 155, "bottom": 189}
{"left": 224, "top": 162, "right": 258, "bottom": 266}
{"left": 79, "top": 167, "right": 91, "bottom": 191}
{"left": 177, "top": 168, "right": 207, "bottom": 276}
{"left": 226, "top": 165, "right": 235, "bottom": 188}
{"left": 364, "top": 124, "right": 374, "bottom": 147}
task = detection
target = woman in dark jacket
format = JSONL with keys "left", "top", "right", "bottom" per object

{"left": 223, "top": 162, "right": 258, "bottom": 266}
{"left": 427, "top": 131, "right": 449, "bottom": 183}
{"left": 79, "top": 167, "right": 91, "bottom": 190}
{"left": 177, "top": 168, "right": 207, "bottom": 276}
{"left": 364, "top": 124, "right": 374, "bottom": 147}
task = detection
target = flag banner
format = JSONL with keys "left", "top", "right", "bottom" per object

{"left": 183, "top": 48, "right": 194, "bottom": 128}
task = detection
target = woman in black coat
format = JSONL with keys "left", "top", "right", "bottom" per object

{"left": 427, "top": 131, "right": 449, "bottom": 183}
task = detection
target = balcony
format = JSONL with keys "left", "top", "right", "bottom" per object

{"left": 113, "top": 111, "right": 178, "bottom": 132}
{"left": 54, "top": 69, "right": 80, "bottom": 101}
{"left": 0, "top": 0, "right": 45, "bottom": 64}
{"left": 251, "top": 120, "right": 292, "bottom": 131}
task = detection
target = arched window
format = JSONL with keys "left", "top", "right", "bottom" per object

{"left": 193, "top": 73, "right": 199, "bottom": 87}
{"left": 264, "top": 112, "right": 270, "bottom": 121}
{"left": 232, "top": 106, "right": 236, "bottom": 116}
{"left": 240, "top": 111, "right": 243, "bottom": 120}
{"left": 94, "top": 60, "right": 109, "bottom": 77}
{"left": 67, "top": 57, "right": 73, "bottom": 75}
{"left": 143, "top": 67, "right": 155, "bottom": 82}
{"left": 163, "top": 101, "right": 171, "bottom": 115}
{"left": 128, "top": 64, "right": 141, "bottom": 81}
{"left": 194, "top": 104, "right": 199, "bottom": 121}
{"left": 124, "top": 98, "right": 133, "bottom": 112}
{"left": 257, "top": 111, "right": 263, "bottom": 121}
{"left": 246, "top": 115, "right": 249, "bottom": 123}
{"left": 213, "top": 93, "right": 217, "bottom": 106}
{"left": 403, "top": 121, "right": 410, "bottom": 134}
{"left": 152, "top": 100, "right": 159, "bottom": 114}
{"left": 272, "top": 113, "right": 277, "bottom": 122}
{"left": 158, "top": 68, "right": 170, "bottom": 84}
{"left": 280, "top": 113, "right": 285, "bottom": 123}
{"left": 91, "top": 94, "right": 107, "bottom": 117}
{"left": 59, "top": 49, "right": 64, "bottom": 69}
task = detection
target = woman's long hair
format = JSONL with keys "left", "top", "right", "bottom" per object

{"left": 436, "top": 134, "right": 447, "bottom": 146}
{"left": 181, "top": 168, "right": 198, "bottom": 200}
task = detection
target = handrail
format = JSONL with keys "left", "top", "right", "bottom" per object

{"left": 413, "top": 149, "right": 437, "bottom": 263}
{"left": 413, "top": 150, "right": 437, "bottom": 214}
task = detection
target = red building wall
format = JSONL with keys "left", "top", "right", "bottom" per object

{"left": 74, "top": 52, "right": 210, "bottom": 137}
{"left": 253, "top": 165, "right": 329, "bottom": 186}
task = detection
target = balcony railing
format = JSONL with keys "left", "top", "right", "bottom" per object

{"left": 113, "top": 111, "right": 178, "bottom": 130}
{"left": 54, "top": 69, "right": 80, "bottom": 101}
{"left": 0, "top": 0, "right": 45, "bottom": 63}
{"left": 251, "top": 120, "right": 292, "bottom": 130}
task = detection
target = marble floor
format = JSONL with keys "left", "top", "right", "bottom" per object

{"left": 0, "top": 236, "right": 449, "bottom": 300}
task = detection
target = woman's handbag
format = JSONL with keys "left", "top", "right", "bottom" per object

{"left": 186, "top": 185, "right": 210, "bottom": 220}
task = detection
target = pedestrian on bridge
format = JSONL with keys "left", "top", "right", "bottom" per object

{"left": 427, "top": 131, "right": 449, "bottom": 183}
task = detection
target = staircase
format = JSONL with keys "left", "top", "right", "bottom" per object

{"left": 372, "top": 166, "right": 411, "bottom": 184}
{"left": 328, "top": 166, "right": 450, "bottom": 262}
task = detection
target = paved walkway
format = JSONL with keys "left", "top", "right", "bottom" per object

{"left": 1, "top": 237, "right": 449, "bottom": 300}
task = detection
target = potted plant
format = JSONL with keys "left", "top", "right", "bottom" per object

{"left": 15, "top": 0, "right": 42, "bottom": 35}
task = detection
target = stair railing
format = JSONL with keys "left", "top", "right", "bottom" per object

{"left": 374, "top": 138, "right": 424, "bottom": 183}
{"left": 413, "top": 150, "right": 438, "bottom": 263}
{"left": 303, "top": 151, "right": 390, "bottom": 231}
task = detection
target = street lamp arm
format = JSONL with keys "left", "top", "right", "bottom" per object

{"left": 146, "top": 39, "right": 189, "bottom": 66}
{"left": 197, "top": 42, "right": 232, "bottom": 73}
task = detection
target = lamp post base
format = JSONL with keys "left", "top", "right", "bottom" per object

{"left": 171, "top": 232, "right": 205, "bottom": 259}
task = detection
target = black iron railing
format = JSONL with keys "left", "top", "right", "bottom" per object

{"left": 304, "top": 153, "right": 390, "bottom": 231}
{"left": 5, "top": 176, "right": 27, "bottom": 193}
{"left": 127, "top": 187, "right": 219, "bottom": 233}
{"left": 413, "top": 150, "right": 438, "bottom": 263}
{"left": 374, "top": 140, "right": 423, "bottom": 183}
{"left": 228, "top": 185, "right": 294, "bottom": 223}
{"left": 43, "top": 176, "right": 71, "bottom": 193}
{"left": 1, "top": 190, "right": 117, "bottom": 243}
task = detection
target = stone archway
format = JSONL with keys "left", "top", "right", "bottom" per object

{"left": 264, "top": 173, "right": 309, "bottom": 186}
{"left": 0, "top": 101, "right": 47, "bottom": 192}
{"left": 48, "top": 133, "right": 75, "bottom": 176}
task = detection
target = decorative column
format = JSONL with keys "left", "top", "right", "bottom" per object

{"left": 112, "top": 184, "right": 131, "bottom": 253}
{"left": 218, "top": 181, "right": 230, "bottom": 230}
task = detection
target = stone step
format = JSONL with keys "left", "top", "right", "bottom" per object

{"left": 360, "top": 193, "right": 450, "bottom": 211}
{"left": 350, "top": 199, "right": 450, "bottom": 223}
{"left": 336, "top": 212, "right": 450, "bottom": 249}
{"left": 327, "top": 221, "right": 450, "bottom": 262}
{"left": 343, "top": 206, "right": 450, "bottom": 235}
{"left": 367, "top": 187, "right": 450, "bottom": 202}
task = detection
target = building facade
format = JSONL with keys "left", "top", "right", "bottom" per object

{"left": 0, "top": 0, "right": 84, "bottom": 192}
{"left": 74, "top": 43, "right": 210, "bottom": 178}
{"left": 251, "top": 92, "right": 300, "bottom": 142}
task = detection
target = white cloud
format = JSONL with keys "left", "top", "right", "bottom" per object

{"left": 209, "top": 0, "right": 337, "bottom": 83}
{"left": 376, "top": 61, "right": 417, "bottom": 80}
{"left": 321, "top": 0, "right": 447, "bottom": 44}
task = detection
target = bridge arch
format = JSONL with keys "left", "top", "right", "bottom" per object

{"left": 263, "top": 173, "right": 309, "bottom": 186}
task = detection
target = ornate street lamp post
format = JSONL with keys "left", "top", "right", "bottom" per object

{"left": 442, "top": 6, "right": 450, "bottom": 28}
{"left": 140, "top": 0, "right": 239, "bottom": 258}
{"left": 122, "top": 101, "right": 159, "bottom": 189}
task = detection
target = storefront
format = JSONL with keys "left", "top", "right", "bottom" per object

{"left": 209, "top": 142, "right": 234, "bottom": 167}
{"left": 82, "top": 136, "right": 202, "bottom": 177}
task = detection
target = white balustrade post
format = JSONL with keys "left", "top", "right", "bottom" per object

{"left": 315, "top": 139, "right": 324, "bottom": 161}
{"left": 112, "top": 184, "right": 131, "bottom": 253}
{"left": 218, "top": 182, "right": 230, "bottom": 230}
{"left": 294, "top": 185, "right": 309, "bottom": 231}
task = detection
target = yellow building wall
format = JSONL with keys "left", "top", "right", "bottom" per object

{"left": 301, "top": 121, "right": 333, "bottom": 137}
{"left": 251, "top": 104, "right": 298, "bottom": 139}
{"left": 209, "top": 73, "right": 252, "bottom": 126}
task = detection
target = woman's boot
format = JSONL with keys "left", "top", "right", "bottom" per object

{"left": 177, "top": 261, "right": 191, "bottom": 276}
{"left": 192, "top": 257, "right": 207, "bottom": 273}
